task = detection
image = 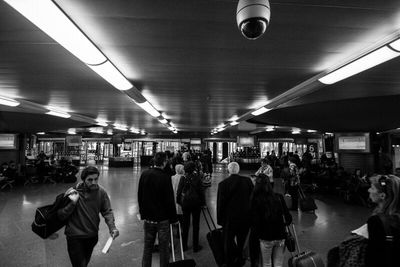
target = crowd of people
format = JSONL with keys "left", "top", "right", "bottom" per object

{"left": 17, "top": 147, "right": 400, "bottom": 267}
{"left": 0, "top": 152, "right": 79, "bottom": 189}
{"left": 134, "top": 150, "right": 400, "bottom": 267}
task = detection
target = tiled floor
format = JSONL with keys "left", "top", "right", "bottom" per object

{"left": 0, "top": 164, "right": 371, "bottom": 267}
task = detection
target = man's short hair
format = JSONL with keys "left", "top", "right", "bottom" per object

{"left": 154, "top": 152, "right": 167, "bottom": 167}
{"left": 228, "top": 162, "right": 240, "bottom": 174}
{"left": 81, "top": 166, "right": 99, "bottom": 180}
{"left": 175, "top": 164, "right": 184, "bottom": 175}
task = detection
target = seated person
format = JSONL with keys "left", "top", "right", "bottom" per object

{"left": 328, "top": 174, "right": 400, "bottom": 267}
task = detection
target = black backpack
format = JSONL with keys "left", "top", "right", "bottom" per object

{"left": 180, "top": 175, "right": 201, "bottom": 210}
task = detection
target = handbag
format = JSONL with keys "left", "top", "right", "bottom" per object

{"left": 279, "top": 196, "right": 296, "bottom": 252}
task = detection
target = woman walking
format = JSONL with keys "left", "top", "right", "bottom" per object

{"left": 250, "top": 174, "right": 292, "bottom": 267}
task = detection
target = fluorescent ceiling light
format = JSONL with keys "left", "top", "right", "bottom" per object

{"left": 107, "top": 129, "right": 113, "bottom": 135}
{"left": 319, "top": 46, "right": 400, "bottom": 85}
{"left": 5, "top": 0, "right": 133, "bottom": 91}
{"left": 37, "top": 132, "right": 45, "bottom": 135}
{"left": 96, "top": 120, "right": 108, "bottom": 127}
{"left": 170, "top": 122, "right": 176, "bottom": 128}
{"left": 89, "top": 127, "right": 103, "bottom": 134}
{"left": 46, "top": 110, "right": 71, "bottom": 118}
{"left": 4, "top": 0, "right": 106, "bottom": 65}
{"left": 67, "top": 128, "right": 76, "bottom": 135}
{"left": 230, "top": 121, "right": 239, "bottom": 126}
{"left": 292, "top": 130, "right": 301, "bottom": 134}
{"left": 307, "top": 129, "right": 317, "bottom": 133}
{"left": 158, "top": 119, "right": 168, "bottom": 124}
{"left": 130, "top": 127, "right": 140, "bottom": 134}
{"left": 251, "top": 107, "right": 271, "bottom": 116}
{"left": 265, "top": 128, "right": 274, "bottom": 132}
{"left": 0, "top": 96, "right": 20, "bottom": 107}
{"left": 140, "top": 130, "right": 146, "bottom": 135}
{"left": 168, "top": 126, "right": 175, "bottom": 131}
{"left": 389, "top": 39, "right": 400, "bottom": 51}
{"left": 137, "top": 101, "right": 160, "bottom": 117}
{"left": 217, "top": 128, "right": 225, "bottom": 132}
{"left": 88, "top": 61, "right": 133, "bottom": 90}
{"left": 113, "top": 124, "right": 128, "bottom": 131}
{"left": 172, "top": 130, "right": 178, "bottom": 134}
{"left": 325, "top": 132, "right": 334, "bottom": 135}
{"left": 114, "top": 126, "right": 127, "bottom": 131}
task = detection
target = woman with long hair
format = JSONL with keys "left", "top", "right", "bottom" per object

{"left": 366, "top": 174, "right": 400, "bottom": 267}
{"left": 250, "top": 174, "right": 292, "bottom": 267}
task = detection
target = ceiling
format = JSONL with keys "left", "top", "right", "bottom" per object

{"left": 1, "top": 0, "right": 400, "bottom": 136}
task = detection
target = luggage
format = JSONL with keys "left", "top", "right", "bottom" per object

{"left": 202, "top": 206, "right": 225, "bottom": 266}
{"left": 288, "top": 224, "right": 325, "bottom": 267}
{"left": 169, "top": 222, "right": 196, "bottom": 266}
{"left": 299, "top": 186, "right": 317, "bottom": 212}
{"left": 31, "top": 192, "right": 71, "bottom": 239}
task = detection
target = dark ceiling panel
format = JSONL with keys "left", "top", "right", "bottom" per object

{"left": 248, "top": 95, "right": 400, "bottom": 132}
{"left": 1, "top": 0, "right": 400, "bottom": 134}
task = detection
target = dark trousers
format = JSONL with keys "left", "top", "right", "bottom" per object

{"left": 142, "top": 220, "right": 170, "bottom": 267}
{"left": 182, "top": 207, "right": 201, "bottom": 250}
{"left": 249, "top": 228, "right": 261, "bottom": 267}
{"left": 67, "top": 236, "right": 98, "bottom": 267}
{"left": 288, "top": 185, "right": 299, "bottom": 210}
{"left": 223, "top": 221, "right": 250, "bottom": 267}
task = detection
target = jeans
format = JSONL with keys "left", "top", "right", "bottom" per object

{"left": 259, "top": 239, "right": 285, "bottom": 267}
{"left": 142, "top": 220, "right": 170, "bottom": 267}
{"left": 182, "top": 207, "right": 201, "bottom": 250}
{"left": 66, "top": 236, "right": 98, "bottom": 267}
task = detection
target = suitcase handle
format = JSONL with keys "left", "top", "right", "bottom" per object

{"left": 201, "top": 206, "right": 217, "bottom": 232}
{"left": 170, "top": 222, "right": 185, "bottom": 261}
{"left": 291, "top": 223, "right": 301, "bottom": 255}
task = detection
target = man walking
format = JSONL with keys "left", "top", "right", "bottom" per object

{"left": 138, "top": 152, "right": 177, "bottom": 267}
{"left": 217, "top": 162, "right": 254, "bottom": 267}
{"left": 58, "top": 166, "right": 119, "bottom": 267}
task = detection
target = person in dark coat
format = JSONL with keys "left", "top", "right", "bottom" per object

{"left": 176, "top": 161, "right": 205, "bottom": 252}
{"left": 138, "top": 152, "right": 177, "bottom": 267}
{"left": 217, "top": 162, "right": 254, "bottom": 267}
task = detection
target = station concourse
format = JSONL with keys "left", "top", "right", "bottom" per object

{"left": 0, "top": 164, "right": 371, "bottom": 267}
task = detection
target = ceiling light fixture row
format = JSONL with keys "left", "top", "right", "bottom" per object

{"left": 4, "top": 0, "right": 169, "bottom": 134}
{"left": 318, "top": 37, "right": 400, "bottom": 85}
{"left": 225, "top": 35, "right": 400, "bottom": 133}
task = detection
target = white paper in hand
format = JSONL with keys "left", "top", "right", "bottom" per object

{"left": 102, "top": 237, "right": 114, "bottom": 254}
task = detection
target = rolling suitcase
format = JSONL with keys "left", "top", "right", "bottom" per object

{"left": 288, "top": 224, "right": 325, "bottom": 267}
{"left": 169, "top": 222, "right": 196, "bottom": 266}
{"left": 202, "top": 206, "right": 225, "bottom": 266}
{"left": 299, "top": 186, "right": 317, "bottom": 212}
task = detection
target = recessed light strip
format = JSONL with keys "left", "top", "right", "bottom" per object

{"left": 319, "top": 44, "right": 400, "bottom": 85}
{"left": 5, "top": 0, "right": 132, "bottom": 91}
{"left": 46, "top": 110, "right": 71, "bottom": 118}
{"left": 0, "top": 96, "right": 20, "bottom": 107}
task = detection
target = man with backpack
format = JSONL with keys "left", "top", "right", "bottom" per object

{"left": 138, "top": 152, "right": 177, "bottom": 267}
{"left": 176, "top": 161, "right": 205, "bottom": 252}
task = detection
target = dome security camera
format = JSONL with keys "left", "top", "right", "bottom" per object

{"left": 236, "top": 0, "right": 271, "bottom": 40}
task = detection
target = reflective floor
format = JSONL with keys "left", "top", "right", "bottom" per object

{"left": 0, "top": 164, "right": 371, "bottom": 267}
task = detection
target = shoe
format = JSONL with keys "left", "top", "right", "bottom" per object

{"left": 193, "top": 245, "right": 203, "bottom": 253}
